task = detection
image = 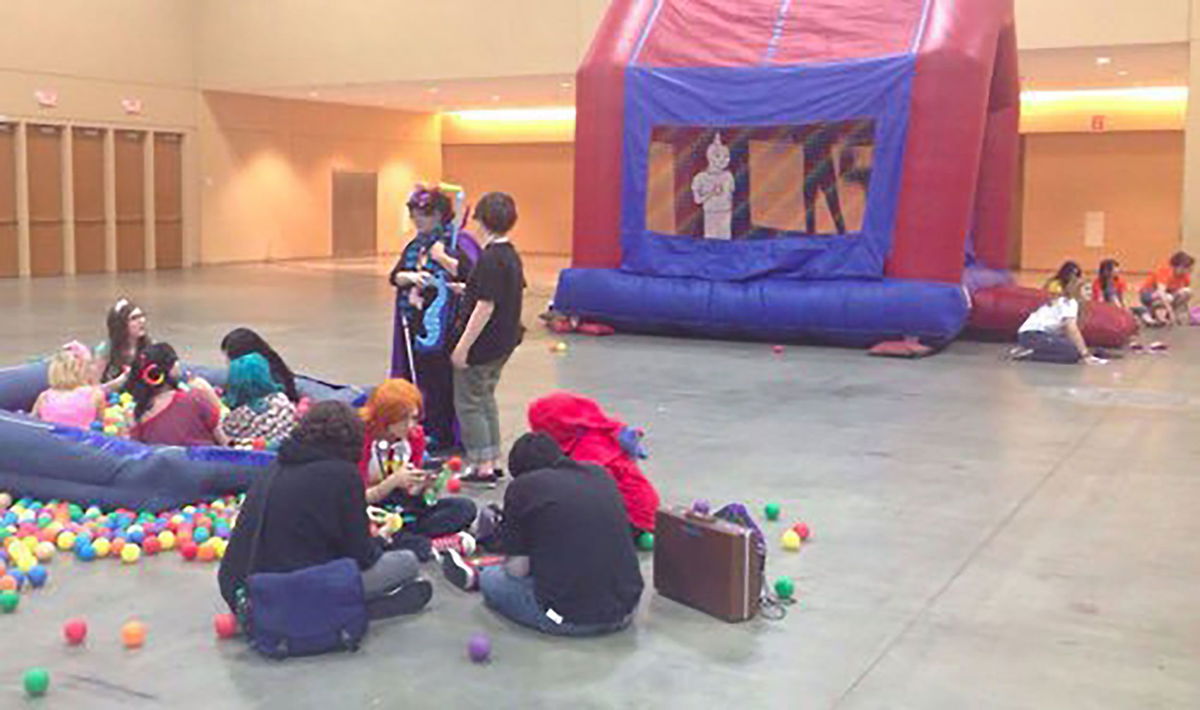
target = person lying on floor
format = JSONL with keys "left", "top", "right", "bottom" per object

{"left": 219, "top": 401, "right": 433, "bottom": 621}
{"left": 1015, "top": 263, "right": 1105, "bottom": 365}
{"left": 440, "top": 432, "right": 643, "bottom": 637}
{"left": 358, "top": 379, "right": 481, "bottom": 559}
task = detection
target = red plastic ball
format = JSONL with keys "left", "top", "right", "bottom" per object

{"left": 252, "top": 437, "right": 267, "bottom": 451}
{"left": 63, "top": 618, "right": 88, "bottom": 646}
{"left": 179, "top": 541, "right": 199, "bottom": 561}
{"left": 446, "top": 477, "right": 462, "bottom": 494}
{"left": 792, "top": 522, "right": 811, "bottom": 541}
{"left": 772, "top": 345, "right": 785, "bottom": 354}
{"left": 446, "top": 457, "right": 464, "bottom": 473}
{"left": 213, "top": 613, "right": 238, "bottom": 639}
{"left": 142, "top": 537, "right": 162, "bottom": 556}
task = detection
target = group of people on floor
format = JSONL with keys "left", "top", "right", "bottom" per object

{"left": 1015, "top": 251, "right": 1194, "bottom": 365}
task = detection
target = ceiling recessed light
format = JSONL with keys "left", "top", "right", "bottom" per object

{"left": 1096, "top": 57, "right": 1112, "bottom": 66}
{"left": 1117, "top": 70, "right": 1130, "bottom": 76}
{"left": 307, "top": 91, "right": 320, "bottom": 98}
{"left": 490, "top": 95, "right": 501, "bottom": 102}
{"left": 560, "top": 82, "right": 573, "bottom": 89}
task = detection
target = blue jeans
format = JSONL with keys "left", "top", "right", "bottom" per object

{"left": 479, "top": 566, "right": 633, "bottom": 637}
{"left": 1018, "top": 330, "right": 1081, "bottom": 364}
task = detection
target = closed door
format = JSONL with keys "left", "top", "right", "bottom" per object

{"left": 73, "top": 127, "right": 106, "bottom": 274}
{"left": 0, "top": 124, "right": 15, "bottom": 277}
{"left": 331, "top": 171, "right": 378, "bottom": 258}
{"left": 28, "top": 124, "right": 64, "bottom": 276}
{"left": 114, "top": 130, "right": 145, "bottom": 271}
{"left": 154, "top": 133, "right": 183, "bottom": 269}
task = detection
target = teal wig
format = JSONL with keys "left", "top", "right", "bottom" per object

{"left": 223, "top": 353, "right": 282, "bottom": 412}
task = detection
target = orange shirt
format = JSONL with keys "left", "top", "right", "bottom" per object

{"left": 1141, "top": 264, "right": 1191, "bottom": 293}
{"left": 1092, "top": 275, "right": 1126, "bottom": 303}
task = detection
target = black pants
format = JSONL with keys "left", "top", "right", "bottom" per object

{"left": 381, "top": 495, "right": 478, "bottom": 561}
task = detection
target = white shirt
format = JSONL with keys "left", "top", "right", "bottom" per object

{"left": 1019, "top": 297, "right": 1079, "bottom": 335}
{"left": 367, "top": 438, "right": 412, "bottom": 486}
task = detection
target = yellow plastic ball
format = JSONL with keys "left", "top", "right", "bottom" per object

{"left": 56, "top": 531, "right": 77, "bottom": 551}
{"left": 119, "top": 392, "right": 133, "bottom": 405}
{"left": 781, "top": 530, "right": 802, "bottom": 551}
{"left": 211, "top": 538, "right": 228, "bottom": 559}
{"left": 0, "top": 492, "right": 11, "bottom": 509}
{"left": 120, "top": 544, "right": 141, "bottom": 564}
{"left": 92, "top": 538, "right": 111, "bottom": 558}
{"left": 157, "top": 531, "right": 176, "bottom": 550}
{"left": 34, "top": 542, "right": 55, "bottom": 562}
{"left": 22, "top": 536, "right": 39, "bottom": 551}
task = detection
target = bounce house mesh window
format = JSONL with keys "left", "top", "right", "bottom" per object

{"left": 646, "top": 120, "right": 876, "bottom": 240}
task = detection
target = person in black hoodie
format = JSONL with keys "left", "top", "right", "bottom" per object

{"left": 219, "top": 401, "right": 432, "bottom": 620}
{"left": 440, "top": 432, "right": 643, "bottom": 636}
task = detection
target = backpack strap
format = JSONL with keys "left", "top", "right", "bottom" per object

{"left": 244, "top": 466, "right": 280, "bottom": 575}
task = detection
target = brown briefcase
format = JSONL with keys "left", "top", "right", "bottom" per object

{"left": 653, "top": 507, "right": 765, "bottom": 622}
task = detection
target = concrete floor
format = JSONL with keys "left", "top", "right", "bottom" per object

{"left": 1, "top": 260, "right": 1198, "bottom": 709}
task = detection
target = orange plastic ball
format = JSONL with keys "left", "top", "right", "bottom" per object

{"left": 120, "top": 620, "right": 147, "bottom": 648}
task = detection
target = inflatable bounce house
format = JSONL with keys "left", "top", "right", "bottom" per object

{"left": 553, "top": 0, "right": 1136, "bottom": 349}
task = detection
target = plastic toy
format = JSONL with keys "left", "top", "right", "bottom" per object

{"left": 772, "top": 345, "right": 784, "bottom": 354}
{"left": 774, "top": 576, "right": 795, "bottom": 600}
{"left": 636, "top": 531, "right": 655, "bottom": 551}
{"left": 120, "top": 543, "right": 141, "bottom": 564}
{"left": 92, "top": 538, "right": 111, "bottom": 558}
{"left": 26, "top": 564, "right": 47, "bottom": 588}
{"left": 691, "top": 499, "right": 711, "bottom": 516}
{"left": 196, "top": 542, "right": 216, "bottom": 562}
{"left": 179, "top": 541, "right": 199, "bottom": 561}
{"left": 0, "top": 589, "right": 18, "bottom": 612}
{"left": 764, "top": 503, "right": 781, "bottom": 521}
{"left": 467, "top": 633, "right": 491, "bottom": 663}
{"left": 120, "top": 620, "right": 147, "bottom": 648}
{"left": 0, "top": 575, "right": 15, "bottom": 593}
{"left": 445, "top": 477, "right": 462, "bottom": 494}
{"left": 792, "top": 522, "right": 811, "bottom": 541}
{"left": 63, "top": 618, "right": 88, "bottom": 645}
{"left": 550, "top": 341, "right": 568, "bottom": 353}
{"left": 213, "top": 613, "right": 238, "bottom": 639}
{"left": 56, "top": 530, "right": 76, "bottom": 551}
{"left": 76, "top": 543, "right": 96, "bottom": 562}
{"left": 34, "top": 541, "right": 55, "bottom": 561}
{"left": 23, "top": 668, "right": 49, "bottom": 697}
{"left": 781, "top": 530, "right": 802, "bottom": 551}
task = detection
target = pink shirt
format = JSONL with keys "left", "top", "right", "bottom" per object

{"left": 38, "top": 386, "right": 100, "bottom": 430}
{"left": 132, "top": 389, "right": 220, "bottom": 447}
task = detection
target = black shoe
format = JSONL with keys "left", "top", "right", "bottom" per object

{"left": 460, "top": 470, "right": 499, "bottom": 488}
{"left": 440, "top": 548, "right": 478, "bottom": 591}
{"left": 367, "top": 579, "right": 433, "bottom": 620}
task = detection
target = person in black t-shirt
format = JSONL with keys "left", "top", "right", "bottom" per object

{"left": 439, "top": 432, "right": 644, "bottom": 636}
{"left": 451, "top": 192, "right": 525, "bottom": 486}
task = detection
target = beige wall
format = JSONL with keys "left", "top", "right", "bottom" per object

{"left": 1016, "top": 0, "right": 1190, "bottom": 49}
{"left": 442, "top": 143, "right": 573, "bottom": 256}
{"left": 199, "top": 92, "right": 441, "bottom": 263}
{"left": 1021, "top": 131, "right": 1183, "bottom": 273}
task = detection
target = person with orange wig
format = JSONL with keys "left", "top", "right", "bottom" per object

{"left": 358, "top": 379, "right": 478, "bottom": 554}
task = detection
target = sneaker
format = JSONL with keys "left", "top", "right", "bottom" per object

{"left": 431, "top": 531, "right": 477, "bottom": 556}
{"left": 460, "top": 470, "right": 499, "bottom": 488}
{"left": 1007, "top": 346, "right": 1033, "bottom": 361}
{"left": 440, "top": 548, "right": 478, "bottom": 591}
{"left": 367, "top": 579, "right": 433, "bottom": 620}
{"left": 471, "top": 504, "right": 503, "bottom": 544}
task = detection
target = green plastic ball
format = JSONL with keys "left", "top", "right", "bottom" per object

{"left": 636, "top": 532, "right": 655, "bottom": 551}
{"left": 23, "top": 668, "right": 50, "bottom": 697}
{"left": 0, "top": 590, "right": 19, "bottom": 613}
{"left": 764, "top": 503, "right": 781, "bottom": 521}
{"left": 774, "top": 577, "right": 795, "bottom": 600}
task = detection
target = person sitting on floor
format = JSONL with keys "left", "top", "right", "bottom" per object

{"left": 127, "top": 342, "right": 230, "bottom": 446}
{"left": 1138, "top": 251, "right": 1195, "bottom": 326}
{"left": 358, "top": 379, "right": 478, "bottom": 557}
{"left": 32, "top": 344, "right": 104, "bottom": 430}
{"left": 1092, "top": 258, "right": 1128, "bottom": 309}
{"left": 440, "top": 432, "right": 643, "bottom": 637}
{"left": 222, "top": 353, "right": 298, "bottom": 446}
{"left": 527, "top": 392, "right": 659, "bottom": 537}
{"left": 220, "top": 327, "right": 301, "bottom": 403}
{"left": 96, "top": 297, "right": 150, "bottom": 393}
{"left": 219, "top": 401, "right": 432, "bottom": 620}
{"left": 1015, "top": 262, "right": 1104, "bottom": 365}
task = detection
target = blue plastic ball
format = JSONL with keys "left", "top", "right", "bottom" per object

{"left": 27, "top": 565, "right": 48, "bottom": 588}
{"left": 193, "top": 527, "right": 211, "bottom": 544}
{"left": 91, "top": 421, "right": 104, "bottom": 431}
{"left": 76, "top": 544, "right": 96, "bottom": 562}
{"left": 9, "top": 570, "right": 27, "bottom": 589}
{"left": 128, "top": 529, "right": 145, "bottom": 545}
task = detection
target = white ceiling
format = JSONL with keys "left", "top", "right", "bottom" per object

{"left": 244, "top": 43, "right": 1190, "bottom": 114}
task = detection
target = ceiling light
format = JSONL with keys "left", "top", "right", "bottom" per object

{"left": 1021, "top": 85, "right": 1187, "bottom": 103}
{"left": 1095, "top": 57, "right": 1112, "bottom": 66}
{"left": 307, "top": 91, "right": 320, "bottom": 98}
{"left": 1117, "top": 70, "right": 1130, "bottom": 76}
{"left": 560, "top": 82, "right": 573, "bottom": 89}
{"left": 447, "top": 107, "right": 577, "bottom": 122}
{"left": 490, "top": 95, "right": 501, "bottom": 102}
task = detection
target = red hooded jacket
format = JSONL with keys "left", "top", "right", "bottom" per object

{"left": 528, "top": 392, "right": 660, "bottom": 532}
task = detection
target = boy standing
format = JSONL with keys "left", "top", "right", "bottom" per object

{"left": 452, "top": 192, "right": 525, "bottom": 486}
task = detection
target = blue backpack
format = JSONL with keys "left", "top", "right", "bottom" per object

{"left": 236, "top": 469, "right": 368, "bottom": 659}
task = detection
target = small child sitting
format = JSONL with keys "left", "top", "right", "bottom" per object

{"left": 527, "top": 392, "right": 660, "bottom": 536}
{"left": 221, "top": 353, "right": 298, "bottom": 446}
{"left": 32, "top": 344, "right": 104, "bottom": 430}
{"left": 358, "top": 379, "right": 478, "bottom": 557}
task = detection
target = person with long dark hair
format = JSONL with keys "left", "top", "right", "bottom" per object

{"left": 220, "top": 328, "right": 300, "bottom": 403}
{"left": 127, "top": 342, "right": 228, "bottom": 446}
{"left": 96, "top": 297, "right": 150, "bottom": 391}
{"left": 1016, "top": 262, "right": 1103, "bottom": 365}
{"left": 1092, "top": 259, "right": 1127, "bottom": 308}
{"left": 388, "top": 185, "right": 476, "bottom": 453}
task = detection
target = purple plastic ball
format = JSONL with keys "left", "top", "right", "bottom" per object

{"left": 467, "top": 633, "right": 491, "bottom": 663}
{"left": 691, "top": 499, "right": 711, "bottom": 515}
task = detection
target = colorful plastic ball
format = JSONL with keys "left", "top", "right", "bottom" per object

{"left": 120, "top": 620, "right": 147, "bottom": 648}
{"left": 56, "top": 531, "right": 77, "bottom": 551}
{"left": 467, "top": 633, "right": 491, "bottom": 663}
{"left": 76, "top": 543, "right": 97, "bottom": 562}
{"left": 127, "top": 526, "right": 145, "bottom": 545}
{"left": 193, "top": 526, "right": 211, "bottom": 544}
{"left": 63, "top": 618, "right": 88, "bottom": 645}
{"left": 103, "top": 425, "right": 118, "bottom": 436}
{"left": 157, "top": 530, "right": 176, "bottom": 550}
{"left": 23, "top": 667, "right": 49, "bottom": 697}
{"left": 118, "top": 392, "right": 133, "bottom": 405}
{"left": 92, "top": 538, "right": 111, "bottom": 558}
{"left": 0, "top": 575, "right": 15, "bottom": 592}
{"left": 446, "top": 477, "right": 463, "bottom": 494}
{"left": 764, "top": 503, "right": 781, "bottom": 521}
{"left": 550, "top": 341, "right": 568, "bottom": 353}
{"left": 196, "top": 542, "right": 216, "bottom": 562}
{"left": 211, "top": 538, "right": 228, "bottom": 559}
{"left": 0, "top": 492, "right": 12, "bottom": 509}
{"left": 691, "top": 499, "right": 711, "bottom": 516}
{"left": 781, "top": 530, "right": 802, "bottom": 551}
{"left": 27, "top": 564, "right": 48, "bottom": 588}
{"left": 141, "top": 536, "right": 162, "bottom": 556}
{"left": 213, "top": 613, "right": 238, "bottom": 639}
{"left": 792, "top": 522, "right": 811, "bottom": 541}
{"left": 10, "top": 569, "right": 26, "bottom": 589}
{"left": 179, "top": 541, "right": 198, "bottom": 561}
{"left": 774, "top": 576, "right": 796, "bottom": 600}
{"left": 772, "top": 344, "right": 785, "bottom": 354}
{"left": 34, "top": 540, "right": 55, "bottom": 561}
{"left": 110, "top": 538, "right": 126, "bottom": 556}
{"left": 0, "top": 589, "right": 18, "bottom": 612}
{"left": 120, "top": 544, "right": 141, "bottom": 564}
{"left": 636, "top": 532, "right": 655, "bottom": 551}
